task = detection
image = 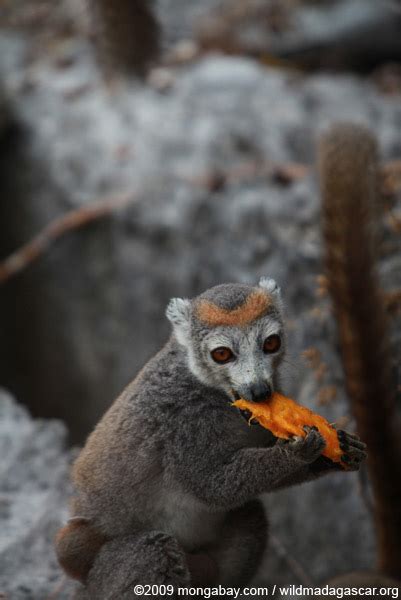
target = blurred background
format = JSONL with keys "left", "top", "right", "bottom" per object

{"left": 0, "top": 0, "right": 400, "bottom": 598}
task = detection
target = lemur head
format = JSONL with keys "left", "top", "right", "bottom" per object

{"left": 166, "top": 278, "right": 285, "bottom": 402}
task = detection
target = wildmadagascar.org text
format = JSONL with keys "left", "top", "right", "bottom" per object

{"left": 132, "top": 583, "right": 399, "bottom": 598}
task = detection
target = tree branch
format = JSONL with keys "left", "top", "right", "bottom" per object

{"left": 0, "top": 192, "right": 134, "bottom": 285}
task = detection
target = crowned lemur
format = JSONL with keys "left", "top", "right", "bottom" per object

{"left": 56, "top": 277, "right": 367, "bottom": 598}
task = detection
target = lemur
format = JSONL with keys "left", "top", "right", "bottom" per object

{"left": 56, "top": 277, "right": 367, "bottom": 598}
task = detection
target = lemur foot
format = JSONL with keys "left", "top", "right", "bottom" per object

{"left": 83, "top": 532, "right": 190, "bottom": 599}
{"left": 278, "top": 425, "right": 326, "bottom": 463}
{"left": 147, "top": 532, "right": 189, "bottom": 578}
{"left": 337, "top": 429, "right": 367, "bottom": 471}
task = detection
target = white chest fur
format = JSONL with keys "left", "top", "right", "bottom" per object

{"left": 153, "top": 485, "right": 225, "bottom": 551}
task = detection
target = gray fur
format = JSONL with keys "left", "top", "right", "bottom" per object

{"left": 165, "top": 297, "right": 192, "bottom": 347}
{"left": 63, "top": 281, "right": 366, "bottom": 598}
{"left": 258, "top": 276, "right": 284, "bottom": 311}
{"left": 195, "top": 283, "right": 258, "bottom": 310}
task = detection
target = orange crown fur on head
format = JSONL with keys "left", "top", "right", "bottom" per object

{"left": 195, "top": 290, "right": 272, "bottom": 327}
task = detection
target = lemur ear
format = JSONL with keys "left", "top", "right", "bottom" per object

{"left": 258, "top": 276, "right": 280, "bottom": 295}
{"left": 258, "top": 277, "right": 283, "bottom": 310}
{"left": 166, "top": 298, "right": 192, "bottom": 347}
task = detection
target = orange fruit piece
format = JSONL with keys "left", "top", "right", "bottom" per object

{"left": 233, "top": 392, "right": 343, "bottom": 464}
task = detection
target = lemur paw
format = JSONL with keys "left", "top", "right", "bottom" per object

{"left": 282, "top": 426, "right": 326, "bottom": 463}
{"left": 147, "top": 532, "right": 189, "bottom": 579}
{"left": 337, "top": 429, "right": 367, "bottom": 471}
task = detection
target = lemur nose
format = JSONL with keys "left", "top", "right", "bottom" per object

{"left": 250, "top": 382, "right": 272, "bottom": 403}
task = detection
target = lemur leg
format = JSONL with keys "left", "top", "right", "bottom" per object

{"left": 75, "top": 531, "right": 190, "bottom": 600}
{"left": 210, "top": 499, "right": 268, "bottom": 587}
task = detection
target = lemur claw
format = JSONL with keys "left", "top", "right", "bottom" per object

{"left": 239, "top": 409, "right": 259, "bottom": 425}
{"left": 337, "top": 429, "right": 367, "bottom": 470}
{"left": 287, "top": 427, "right": 326, "bottom": 463}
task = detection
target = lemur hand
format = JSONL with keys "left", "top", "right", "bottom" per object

{"left": 277, "top": 425, "right": 326, "bottom": 463}
{"left": 337, "top": 429, "right": 367, "bottom": 471}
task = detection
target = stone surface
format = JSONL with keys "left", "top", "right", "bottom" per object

{"left": 0, "top": 389, "right": 75, "bottom": 599}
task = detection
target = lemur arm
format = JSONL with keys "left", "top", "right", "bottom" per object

{"left": 266, "top": 455, "right": 341, "bottom": 491}
{"left": 166, "top": 405, "right": 326, "bottom": 509}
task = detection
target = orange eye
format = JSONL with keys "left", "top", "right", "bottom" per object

{"left": 211, "top": 347, "right": 234, "bottom": 364}
{"left": 263, "top": 335, "right": 281, "bottom": 354}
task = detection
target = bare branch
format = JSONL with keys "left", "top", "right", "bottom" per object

{"left": 0, "top": 193, "right": 134, "bottom": 285}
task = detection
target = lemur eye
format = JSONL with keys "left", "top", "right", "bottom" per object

{"left": 210, "top": 347, "right": 234, "bottom": 364}
{"left": 263, "top": 335, "right": 281, "bottom": 354}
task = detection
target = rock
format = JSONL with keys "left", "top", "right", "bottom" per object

{"left": 0, "top": 389, "right": 74, "bottom": 599}
{"left": 195, "top": 0, "right": 401, "bottom": 74}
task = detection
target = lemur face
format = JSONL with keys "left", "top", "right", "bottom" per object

{"left": 166, "top": 278, "right": 286, "bottom": 402}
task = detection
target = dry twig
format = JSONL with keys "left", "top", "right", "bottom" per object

{"left": 184, "top": 159, "right": 310, "bottom": 192}
{"left": 0, "top": 193, "right": 133, "bottom": 285}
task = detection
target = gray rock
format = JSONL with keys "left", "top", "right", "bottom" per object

{"left": 0, "top": 389, "right": 75, "bottom": 599}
